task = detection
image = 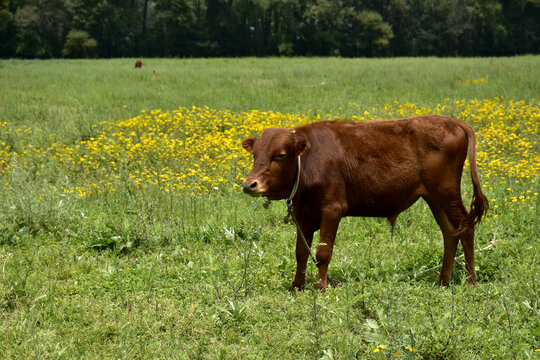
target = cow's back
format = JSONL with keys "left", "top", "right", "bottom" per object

{"left": 297, "top": 116, "right": 469, "bottom": 217}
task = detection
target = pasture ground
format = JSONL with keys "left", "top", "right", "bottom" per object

{"left": 0, "top": 57, "right": 539, "bottom": 359}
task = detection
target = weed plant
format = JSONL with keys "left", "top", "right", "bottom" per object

{"left": 0, "top": 57, "right": 539, "bottom": 359}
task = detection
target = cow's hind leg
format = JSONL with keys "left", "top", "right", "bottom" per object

{"left": 425, "top": 198, "right": 464, "bottom": 286}
{"left": 439, "top": 197, "right": 478, "bottom": 285}
{"left": 460, "top": 226, "right": 477, "bottom": 285}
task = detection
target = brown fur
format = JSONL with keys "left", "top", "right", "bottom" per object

{"left": 134, "top": 60, "right": 142, "bottom": 68}
{"left": 242, "top": 115, "right": 488, "bottom": 291}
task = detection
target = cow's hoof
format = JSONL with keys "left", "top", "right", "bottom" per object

{"left": 328, "top": 277, "right": 342, "bottom": 288}
{"left": 292, "top": 282, "right": 305, "bottom": 291}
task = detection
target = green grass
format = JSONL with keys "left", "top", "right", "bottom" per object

{"left": 1, "top": 56, "right": 538, "bottom": 139}
{"left": 1, "top": 57, "right": 539, "bottom": 359}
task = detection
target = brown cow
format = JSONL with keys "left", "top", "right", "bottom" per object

{"left": 242, "top": 115, "right": 488, "bottom": 291}
{"left": 134, "top": 60, "right": 143, "bottom": 68}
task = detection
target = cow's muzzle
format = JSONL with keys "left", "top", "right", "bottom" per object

{"left": 242, "top": 179, "right": 263, "bottom": 196}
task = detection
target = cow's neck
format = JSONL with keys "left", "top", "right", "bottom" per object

{"left": 285, "top": 155, "right": 301, "bottom": 207}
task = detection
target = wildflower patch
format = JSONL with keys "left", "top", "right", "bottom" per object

{"left": 0, "top": 99, "right": 538, "bottom": 210}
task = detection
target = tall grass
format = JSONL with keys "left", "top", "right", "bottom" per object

{"left": 0, "top": 57, "right": 539, "bottom": 359}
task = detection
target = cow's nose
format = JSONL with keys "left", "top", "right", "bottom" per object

{"left": 242, "top": 180, "right": 258, "bottom": 193}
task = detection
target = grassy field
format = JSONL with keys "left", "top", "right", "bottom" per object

{"left": 0, "top": 57, "right": 539, "bottom": 359}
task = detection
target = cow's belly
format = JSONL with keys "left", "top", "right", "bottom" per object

{"left": 343, "top": 180, "right": 423, "bottom": 218}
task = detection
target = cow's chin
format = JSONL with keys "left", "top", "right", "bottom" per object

{"left": 243, "top": 185, "right": 289, "bottom": 201}
{"left": 245, "top": 190, "right": 264, "bottom": 198}
{"left": 262, "top": 190, "right": 289, "bottom": 201}
{"left": 243, "top": 187, "right": 268, "bottom": 198}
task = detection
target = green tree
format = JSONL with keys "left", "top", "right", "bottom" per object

{"left": 12, "top": 0, "right": 67, "bottom": 58}
{"left": 302, "top": 0, "right": 343, "bottom": 55}
{"left": 62, "top": 29, "right": 97, "bottom": 57}
{"left": 147, "top": 0, "right": 198, "bottom": 56}
{"left": 300, "top": 0, "right": 393, "bottom": 56}
{"left": 204, "top": 0, "right": 252, "bottom": 56}
{"left": 462, "top": 0, "right": 507, "bottom": 55}
{"left": 267, "top": 0, "right": 307, "bottom": 56}
{"left": 0, "top": 0, "right": 14, "bottom": 57}
{"left": 501, "top": 0, "right": 540, "bottom": 54}
{"left": 67, "top": 0, "right": 138, "bottom": 57}
{"left": 343, "top": 10, "right": 394, "bottom": 56}
{"left": 0, "top": 0, "right": 10, "bottom": 32}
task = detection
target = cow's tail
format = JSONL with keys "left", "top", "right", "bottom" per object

{"left": 457, "top": 121, "right": 489, "bottom": 233}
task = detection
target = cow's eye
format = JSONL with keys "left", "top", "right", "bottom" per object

{"left": 273, "top": 153, "right": 286, "bottom": 161}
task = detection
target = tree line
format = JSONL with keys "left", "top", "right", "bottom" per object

{"left": 1, "top": 0, "right": 538, "bottom": 58}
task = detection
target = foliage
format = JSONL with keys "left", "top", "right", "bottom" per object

{"left": 0, "top": 0, "right": 10, "bottom": 32}
{"left": 11, "top": 0, "right": 67, "bottom": 58}
{"left": 0, "top": 0, "right": 539, "bottom": 57}
{"left": 302, "top": 1, "right": 394, "bottom": 56}
{"left": 0, "top": 58, "right": 539, "bottom": 358}
{"left": 62, "top": 30, "right": 97, "bottom": 58}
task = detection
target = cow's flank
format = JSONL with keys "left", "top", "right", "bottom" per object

{"left": 242, "top": 115, "right": 488, "bottom": 291}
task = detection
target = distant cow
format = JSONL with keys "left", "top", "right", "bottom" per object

{"left": 134, "top": 60, "right": 142, "bottom": 68}
{"left": 242, "top": 116, "right": 488, "bottom": 291}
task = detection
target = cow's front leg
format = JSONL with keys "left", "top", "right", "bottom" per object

{"left": 315, "top": 207, "right": 342, "bottom": 291}
{"left": 292, "top": 228, "right": 314, "bottom": 291}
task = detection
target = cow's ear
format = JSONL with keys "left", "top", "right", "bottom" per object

{"left": 242, "top": 137, "right": 256, "bottom": 153}
{"left": 295, "top": 135, "right": 310, "bottom": 156}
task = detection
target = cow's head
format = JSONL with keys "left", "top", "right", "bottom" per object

{"left": 242, "top": 128, "right": 310, "bottom": 200}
